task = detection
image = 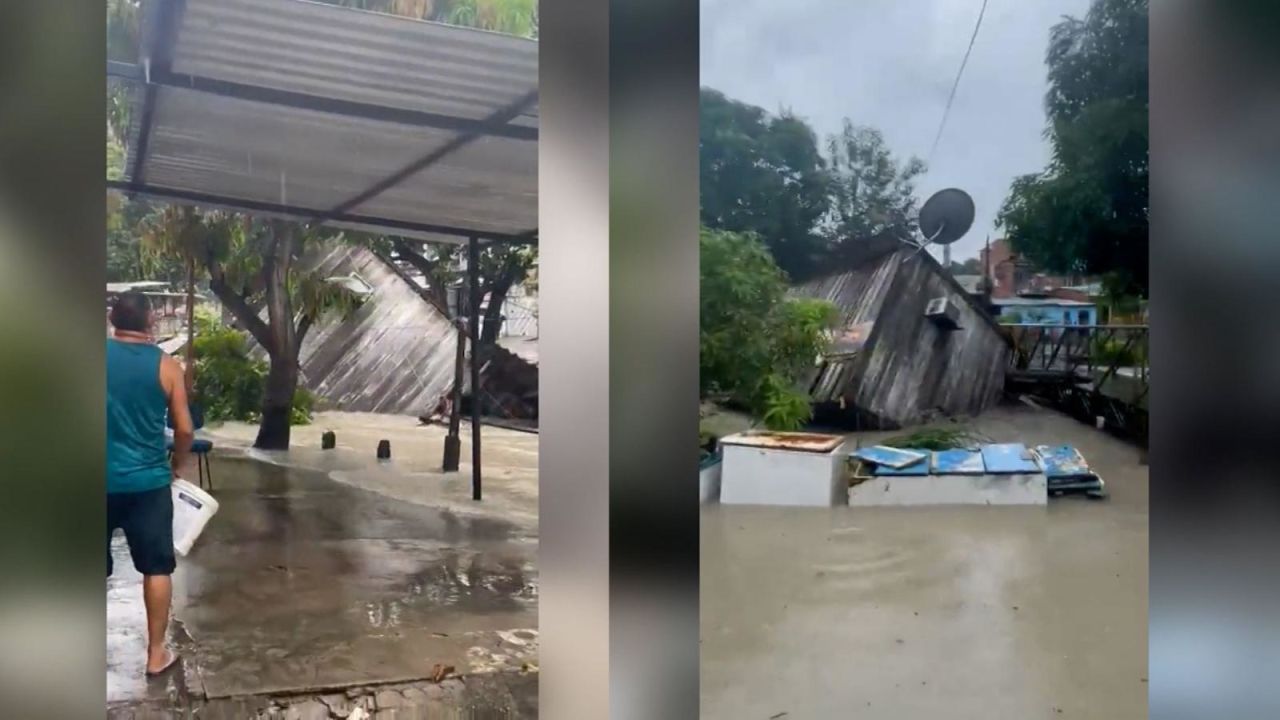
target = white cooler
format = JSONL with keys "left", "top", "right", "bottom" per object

{"left": 718, "top": 431, "right": 848, "bottom": 507}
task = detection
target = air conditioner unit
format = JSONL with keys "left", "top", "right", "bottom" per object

{"left": 925, "top": 296, "right": 960, "bottom": 330}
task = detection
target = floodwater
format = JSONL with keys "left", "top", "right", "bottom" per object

{"left": 107, "top": 452, "right": 538, "bottom": 708}
{"left": 700, "top": 405, "right": 1148, "bottom": 719}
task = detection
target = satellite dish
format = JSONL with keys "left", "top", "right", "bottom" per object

{"left": 917, "top": 188, "right": 975, "bottom": 246}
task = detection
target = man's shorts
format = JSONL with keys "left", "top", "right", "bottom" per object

{"left": 107, "top": 486, "right": 176, "bottom": 577}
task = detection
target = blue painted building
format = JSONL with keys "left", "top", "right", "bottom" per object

{"left": 991, "top": 297, "right": 1097, "bottom": 326}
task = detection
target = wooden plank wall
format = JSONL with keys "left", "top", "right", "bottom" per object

{"left": 853, "top": 250, "right": 1009, "bottom": 427}
{"left": 252, "top": 242, "right": 459, "bottom": 415}
{"left": 790, "top": 251, "right": 901, "bottom": 403}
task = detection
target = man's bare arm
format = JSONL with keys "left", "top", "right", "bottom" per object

{"left": 161, "top": 355, "right": 194, "bottom": 478}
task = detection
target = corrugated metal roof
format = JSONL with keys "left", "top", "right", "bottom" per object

{"left": 176, "top": 0, "right": 537, "bottom": 123}
{"left": 114, "top": 0, "right": 536, "bottom": 242}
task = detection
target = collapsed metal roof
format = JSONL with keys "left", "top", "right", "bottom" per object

{"left": 108, "top": 0, "right": 537, "bottom": 245}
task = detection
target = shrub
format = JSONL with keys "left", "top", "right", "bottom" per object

{"left": 759, "top": 375, "right": 813, "bottom": 432}
{"left": 290, "top": 386, "right": 315, "bottom": 426}
{"left": 192, "top": 317, "right": 315, "bottom": 425}
{"left": 193, "top": 324, "right": 267, "bottom": 423}
{"left": 699, "top": 227, "right": 838, "bottom": 431}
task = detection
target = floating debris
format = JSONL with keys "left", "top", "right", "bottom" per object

{"left": 850, "top": 445, "right": 928, "bottom": 469}
{"left": 980, "top": 444, "right": 1040, "bottom": 474}
{"left": 931, "top": 449, "right": 985, "bottom": 475}
{"left": 847, "top": 442, "right": 1108, "bottom": 501}
{"left": 1035, "top": 445, "right": 1107, "bottom": 498}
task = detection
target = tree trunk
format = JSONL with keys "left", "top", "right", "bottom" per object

{"left": 255, "top": 356, "right": 298, "bottom": 449}
{"left": 479, "top": 270, "right": 518, "bottom": 348}
{"left": 391, "top": 238, "right": 452, "bottom": 312}
{"left": 254, "top": 221, "right": 299, "bottom": 450}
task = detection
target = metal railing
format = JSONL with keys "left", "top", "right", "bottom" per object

{"left": 1006, "top": 323, "right": 1147, "bottom": 381}
{"left": 1003, "top": 323, "right": 1149, "bottom": 443}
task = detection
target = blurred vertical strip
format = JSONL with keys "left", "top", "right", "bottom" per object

{"left": 609, "top": 0, "right": 700, "bottom": 717}
{"left": 539, "top": 0, "right": 612, "bottom": 717}
{"left": 0, "top": 0, "right": 107, "bottom": 717}
{"left": 1151, "top": 1, "right": 1280, "bottom": 718}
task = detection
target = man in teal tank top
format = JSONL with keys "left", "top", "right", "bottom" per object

{"left": 107, "top": 292, "right": 194, "bottom": 677}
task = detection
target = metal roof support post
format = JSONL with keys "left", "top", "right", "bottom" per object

{"left": 442, "top": 309, "right": 465, "bottom": 472}
{"left": 468, "top": 236, "right": 483, "bottom": 501}
{"left": 184, "top": 254, "right": 196, "bottom": 387}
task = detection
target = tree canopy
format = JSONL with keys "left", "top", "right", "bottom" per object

{"left": 997, "top": 0, "right": 1148, "bottom": 296}
{"left": 824, "top": 120, "right": 927, "bottom": 251}
{"left": 699, "top": 88, "right": 926, "bottom": 280}
{"left": 699, "top": 88, "right": 832, "bottom": 279}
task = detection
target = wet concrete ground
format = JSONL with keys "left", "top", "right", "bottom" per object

{"left": 107, "top": 415, "right": 538, "bottom": 714}
{"left": 700, "top": 404, "right": 1148, "bottom": 719}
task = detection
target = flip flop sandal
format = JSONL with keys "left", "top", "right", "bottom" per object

{"left": 145, "top": 650, "right": 181, "bottom": 677}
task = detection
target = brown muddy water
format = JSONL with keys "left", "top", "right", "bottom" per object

{"left": 700, "top": 405, "right": 1148, "bottom": 719}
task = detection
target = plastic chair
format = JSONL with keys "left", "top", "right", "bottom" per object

{"left": 168, "top": 403, "right": 214, "bottom": 490}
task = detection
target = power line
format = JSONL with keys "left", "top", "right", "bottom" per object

{"left": 929, "top": 0, "right": 991, "bottom": 163}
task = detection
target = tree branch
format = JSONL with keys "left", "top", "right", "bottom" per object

{"left": 207, "top": 265, "right": 273, "bottom": 351}
{"left": 391, "top": 238, "right": 452, "bottom": 310}
{"left": 296, "top": 312, "right": 315, "bottom": 349}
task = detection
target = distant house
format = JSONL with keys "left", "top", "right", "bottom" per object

{"left": 106, "top": 281, "right": 206, "bottom": 340}
{"left": 978, "top": 238, "right": 1091, "bottom": 299}
{"left": 990, "top": 296, "right": 1097, "bottom": 326}
{"left": 791, "top": 235, "right": 1011, "bottom": 429}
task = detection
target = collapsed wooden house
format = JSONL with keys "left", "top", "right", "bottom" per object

{"left": 791, "top": 235, "right": 1011, "bottom": 429}
{"left": 243, "top": 242, "right": 537, "bottom": 421}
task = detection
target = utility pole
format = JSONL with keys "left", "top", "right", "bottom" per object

{"left": 984, "top": 235, "right": 992, "bottom": 294}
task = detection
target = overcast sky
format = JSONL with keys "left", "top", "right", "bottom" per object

{"left": 700, "top": 0, "right": 1091, "bottom": 261}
